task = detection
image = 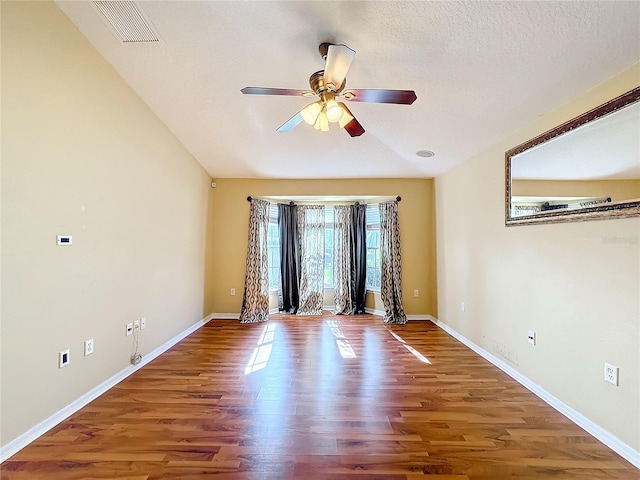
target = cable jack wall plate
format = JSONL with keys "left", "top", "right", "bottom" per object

{"left": 59, "top": 349, "right": 70, "bottom": 368}
{"left": 57, "top": 235, "right": 73, "bottom": 246}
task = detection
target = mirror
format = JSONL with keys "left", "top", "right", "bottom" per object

{"left": 505, "top": 87, "right": 640, "bottom": 226}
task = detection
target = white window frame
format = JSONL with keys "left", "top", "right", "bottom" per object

{"left": 365, "top": 204, "right": 381, "bottom": 292}
{"left": 267, "top": 203, "right": 280, "bottom": 292}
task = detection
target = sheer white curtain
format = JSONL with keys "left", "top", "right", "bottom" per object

{"left": 239, "top": 199, "right": 270, "bottom": 323}
{"left": 379, "top": 201, "right": 407, "bottom": 324}
{"left": 296, "top": 205, "right": 325, "bottom": 315}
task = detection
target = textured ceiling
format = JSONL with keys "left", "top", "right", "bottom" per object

{"left": 55, "top": 1, "right": 640, "bottom": 179}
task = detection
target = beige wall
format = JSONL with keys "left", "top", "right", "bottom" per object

{"left": 204, "top": 178, "right": 437, "bottom": 317}
{"left": 1, "top": 2, "right": 211, "bottom": 447}
{"left": 513, "top": 179, "right": 640, "bottom": 203}
{"left": 3, "top": 0, "right": 636, "bottom": 461}
{"left": 436, "top": 64, "right": 640, "bottom": 450}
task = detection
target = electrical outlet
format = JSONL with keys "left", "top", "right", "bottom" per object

{"left": 126, "top": 323, "right": 133, "bottom": 336}
{"left": 528, "top": 331, "right": 536, "bottom": 345}
{"left": 59, "top": 349, "right": 70, "bottom": 368}
{"left": 84, "top": 338, "right": 94, "bottom": 356}
{"left": 140, "top": 317, "right": 146, "bottom": 330}
{"left": 604, "top": 363, "right": 619, "bottom": 386}
{"left": 134, "top": 319, "right": 140, "bottom": 332}
{"left": 460, "top": 302, "right": 465, "bottom": 312}
{"left": 230, "top": 288, "right": 236, "bottom": 296}
{"left": 413, "top": 289, "right": 419, "bottom": 297}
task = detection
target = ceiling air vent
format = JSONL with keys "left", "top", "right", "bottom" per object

{"left": 92, "top": 1, "right": 160, "bottom": 43}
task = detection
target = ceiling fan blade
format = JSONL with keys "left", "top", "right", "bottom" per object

{"left": 343, "top": 117, "right": 365, "bottom": 137}
{"left": 338, "top": 103, "right": 364, "bottom": 137}
{"left": 276, "top": 112, "right": 304, "bottom": 133}
{"left": 324, "top": 44, "right": 356, "bottom": 92}
{"left": 241, "top": 87, "right": 310, "bottom": 97}
{"left": 342, "top": 89, "right": 417, "bottom": 105}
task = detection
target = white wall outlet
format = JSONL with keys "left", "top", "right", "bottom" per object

{"left": 59, "top": 349, "right": 70, "bottom": 368}
{"left": 133, "top": 319, "right": 140, "bottom": 332}
{"left": 528, "top": 330, "right": 536, "bottom": 345}
{"left": 230, "top": 287, "right": 236, "bottom": 296}
{"left": 84, "top": 338, "right": 94, "bottom": 356}
{"left": 604, "top": 363, "right": 619, "bottom": 386}
{"left": 413, "top": 289, "right": 419, "bottom": 297}
{"left": 140, "top": 317, "right": 146, "bottom": 330}
{"left": 126, "top": 323, "right": 133, "bottom": 336}
{"left": 460, "top": 301, "right": 465, "bottom": 312}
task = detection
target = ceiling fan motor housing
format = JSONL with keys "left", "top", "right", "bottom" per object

{"left": 309, "top": 70, "right": 346, "bottom": 94}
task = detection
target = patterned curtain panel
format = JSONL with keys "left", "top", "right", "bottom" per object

{"left": 297, "top": 205, "right": 325, "bottom": 315}
{"left": 239, "top": 199, "right": 270, "bottom": 323}
{"left": 350, "top": 203, "right": 367, "bottom": 314}
{"left": 278, "top": 203, "right": 300, "bottom": 313}
{"left": 332, "top": 205, "right": 353, "bottom": 315}
{"left": 379, "top": 201, "right": 407, "bottom": 324}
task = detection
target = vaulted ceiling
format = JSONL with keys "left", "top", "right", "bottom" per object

{"left": 56, "top": 1, "right": 639, "bottom": 179}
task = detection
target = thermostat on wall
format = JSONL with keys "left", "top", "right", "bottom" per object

{"left": 57, "top": 235, "right": 73, "bottom": 246}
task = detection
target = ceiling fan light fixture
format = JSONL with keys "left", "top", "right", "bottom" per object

{"left": 314, "top": 108, "right": 330, "bottom": 131}
{"left": 326, "top": 99, "right": 344, "bottom": 123}
{"left": 337, "top": 103, "right": 354, "bottom": 128}
{"left": 301, "top": 101, "right": 322, "bottom": 125}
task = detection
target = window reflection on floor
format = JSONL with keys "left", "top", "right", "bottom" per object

{"left": 244, "top": 323, "right": 277, "bottom": 374}
{"left": 326, "top": 319, "right": 357, "bottom": 359}
{"left": 386, "top": 327, "right": 431, "bottom": 364}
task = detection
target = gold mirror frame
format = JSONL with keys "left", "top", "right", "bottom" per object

{"left": 505, "top": 87, "right": 640, "bottom": 226}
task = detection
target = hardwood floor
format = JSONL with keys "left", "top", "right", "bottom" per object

{"left": 2, "top": 314, "right": 638, "bottom": 479}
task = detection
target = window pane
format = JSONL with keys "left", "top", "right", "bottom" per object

{"left": 366, "top": 229, "right": 379, "bottom": 247}
{"left": 267, "top": 204, "right": 280, "bottom": 290}
{"left": 365, "top": 207, "right": 381, "bottom": 290}
{"left": 366, "top": 249, "right": 375, "bottom": 266}
{"left": 324, "top": 206, "right": 334, "bottom": 288}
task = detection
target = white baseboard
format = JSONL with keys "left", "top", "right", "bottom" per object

{"left": 210, "top": 310, "right": 433, "bottom": 320}
{"left": 364, "top": 309, "right": 431, "bottom": 321}
{"left": 209, "top": 313, "right": 240, "bottom": 319}
{"left": 430, "top": 317, "right": 640, "bottom": 469}
{"left": 0, "top": 314, "right": 214, "bottom": 463}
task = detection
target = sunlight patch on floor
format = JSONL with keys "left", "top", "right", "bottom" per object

{"left": 326, "top": 319, "right": 357, "bottom": 359}
{"left": 386, "top": 327, "right": 431, "bottom": 364}
{"left": 245, "top": 323, "right": 277, "bottom": 374}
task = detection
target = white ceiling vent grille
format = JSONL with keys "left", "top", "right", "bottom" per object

{"left": 92, "top": 1, "right": 160, "bottom": 43}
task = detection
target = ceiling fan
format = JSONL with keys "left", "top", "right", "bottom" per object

{"left": 241, "top": 43, "right": 417, "bottom": 137}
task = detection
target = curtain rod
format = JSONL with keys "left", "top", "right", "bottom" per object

{"left": 246, "top": 196, "right": 294, "bottom": 205}
{"left": 247, "top": 196, "right": 401, "bottom": 204}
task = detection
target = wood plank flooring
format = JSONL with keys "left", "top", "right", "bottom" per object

{"left": 2, "top": 314, "right": 638, "bottom": 479}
